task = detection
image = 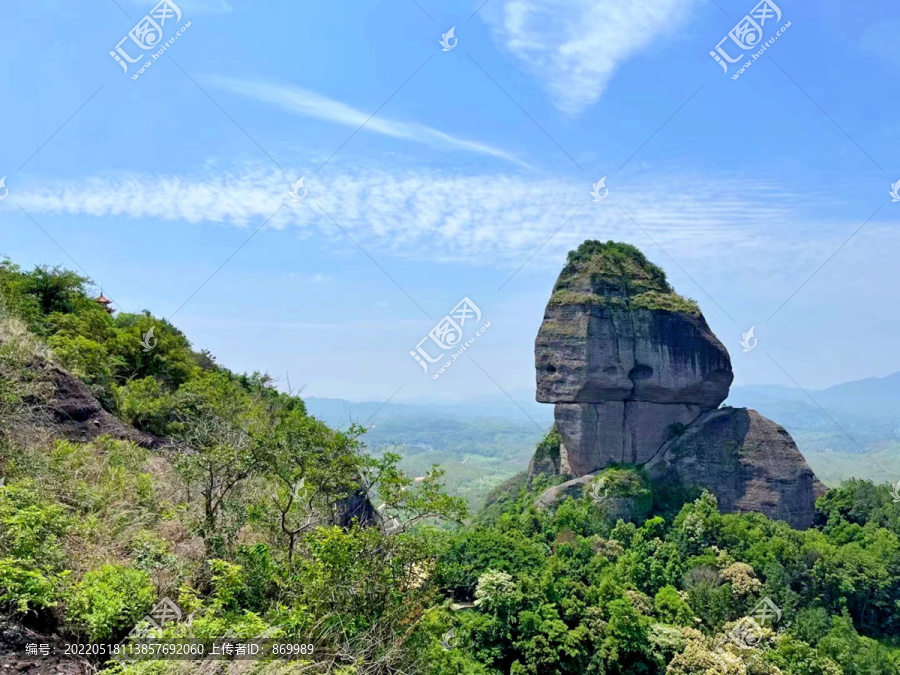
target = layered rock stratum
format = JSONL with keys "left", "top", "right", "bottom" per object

{"left": 531, "top": 241, "right": 825, "bottom": 528}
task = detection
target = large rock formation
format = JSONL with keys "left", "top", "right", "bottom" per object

{"left": 531, "top": 241, "right": 824, "bottom": 528}
{"left": 535, "top": 241, "right": 733, "bottom": 472}
{"left": 645, "top": 408, "right": 826, "bottom": 527}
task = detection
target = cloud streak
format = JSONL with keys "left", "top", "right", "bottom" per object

{"left": 484, "top": 0, "right": 700, "bottom": 114}
{"left": 14, "top": 164, "right": 897, "bottom": 335}
{"left": 14, "top": 164, "right": 828, "bottom": 275}
{"left": 208, "top": 76, "right": 529, "bottom": 167}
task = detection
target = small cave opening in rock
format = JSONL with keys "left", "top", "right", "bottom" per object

{"left": 628, "top": 364, "right": 654, "bottom": 381}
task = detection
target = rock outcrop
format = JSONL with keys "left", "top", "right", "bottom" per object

{"left": 645, "top": 408, "right": 827, "bottom": 528}
{"left": 535, "top": 468, "right": 653, "bottom": 524}
{"left": 35, "top": 364, "right": 161, "bottom": 448}
{"left": 535, "top": 473, "right": 597, "bottom": 509}
{"left": 10, "top": 346, "right": 160, "bottom": 448}
{"left": 531, "top": 241, "right": 824, "bottom": 528}
{"left": 535, "top": 241, "right": 733, "bottom": 472}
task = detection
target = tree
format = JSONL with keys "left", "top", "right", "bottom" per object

{"left": 112, "top": 312, "right": 196, "bottom": 387}
{"left": 654, "top": 586, "right": 694, "bottom": 627}
{"left": 250, "top": 408, "right": 368, "bottom": 563}
{"left": 168, "top": 371, "right": 260, "bottom": 555}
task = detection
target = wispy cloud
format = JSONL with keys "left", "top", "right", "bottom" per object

{"left": 484, "top": 0, "right": 700, "bottom": 114}
{"left": 207, "top": 76, "right": 528, "bottom": 167}
{"left": 14, "top": 164, "right": 826, "bottom": 273}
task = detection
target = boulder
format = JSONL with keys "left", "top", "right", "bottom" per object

{"left": 645, "top": 408, "right": 827, "bottom": 529}
{"left": 337, "top": 487, "right": 379, "bottom": 528}
{"left": 534, "top": 468, "right": 653, "bottom": 524}
{"left": 535, "top": 473, "right": 597, "bottom": 509}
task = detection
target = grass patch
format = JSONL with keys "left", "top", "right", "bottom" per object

{"left": 547, "top": 242, "right": 700, "bottom": 317}
{"left": 630, "top": 291, "right": 700, "bottom": 316}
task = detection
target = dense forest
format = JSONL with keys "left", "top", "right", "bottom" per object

{"left": 1, "top": 260, "right": 899, "bottom": 674}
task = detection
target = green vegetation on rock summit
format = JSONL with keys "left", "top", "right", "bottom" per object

{"left": 549, "top": 241, "right": 700, "bottom": 316}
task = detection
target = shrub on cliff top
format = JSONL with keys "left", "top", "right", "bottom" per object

{"left": 551, "top": 241, "right": 700, "bottom": 316}
{"left": 559, "top": 241, "right": 670, "bottom": 292}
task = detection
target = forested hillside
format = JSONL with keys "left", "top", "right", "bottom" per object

{"left": 0, "top": 260, "right": 466, "bottom": 673}
{"left": 1, "top": 259, "right": 899, "bottom": 674}
{"left": 433, "top": 467, "right": 900, "bottom": 674}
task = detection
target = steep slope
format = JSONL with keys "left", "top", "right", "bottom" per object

{"left": 0, "top": 316, "right": 157, "bottom": 448}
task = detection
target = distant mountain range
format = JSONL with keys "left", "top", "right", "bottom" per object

{"left": 304, "top": 393, "right": 553, "bottom": 429}
{"left": 304, "top": 371, "right": 900, "bottom": 503}
{"left": 726, "top": 371, "right": 900, "bottom": 453}
{"left": 308, "top": 370, "right": 900, "bottom": 452}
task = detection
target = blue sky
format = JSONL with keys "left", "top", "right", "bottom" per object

{"left": 1, "top": 0, "right": 898, "bottom": 408}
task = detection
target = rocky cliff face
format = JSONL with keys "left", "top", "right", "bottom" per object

{"left": 535, "top": 241, "right": 733, "bottom": 472}
{"left": 645, "top": 408, "right": 827, "bottom": 528}
{"left": 33, "top": 363, "right": 161, "bottom": 448}
{"left": 531, "top": 241, "right": 824, "bottom": 528}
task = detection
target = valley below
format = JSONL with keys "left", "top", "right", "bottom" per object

{"left": 308, "top": 375, "right": 900, "bottom": 510}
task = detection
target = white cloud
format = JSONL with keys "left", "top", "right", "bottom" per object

{"left": 14, "top": 164, "right": 824, "bottom": 274}
{"left": 207, "top": 76, "right": 529, "bottom": 167}
{"left": 484, "top": 0, "right": 700, "bottom": 114}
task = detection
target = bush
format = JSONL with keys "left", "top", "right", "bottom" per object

{"left": 0, "top": 481, "right": 68, "bottom": 562}
{"left": 654, "top": 586, "right": 694, "bottom": 627}
{"left": 0, "top": 558, "right": 60, "bottom": 613}
{"left": 114, "top": 377, "right": 174, "bottom": 434}
{"left": 0, "top": 481, "right": 70, "bottom": 614}
{"left": 47, "top": 333, "right": 113, "bottom": 387}
{"left": 68, "top": 564, "right": 156, "bottom": 641}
